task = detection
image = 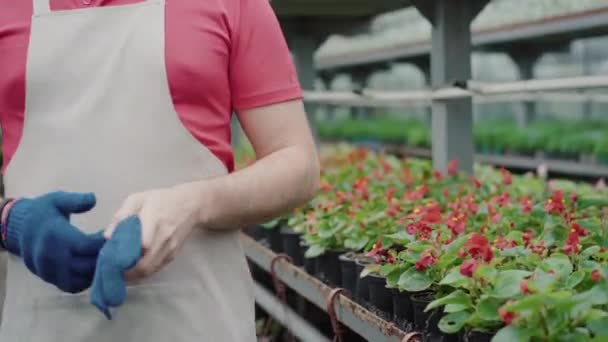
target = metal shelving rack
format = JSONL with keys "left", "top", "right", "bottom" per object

{"left": 242, "top": 235, "right": 419, "bottom": 342}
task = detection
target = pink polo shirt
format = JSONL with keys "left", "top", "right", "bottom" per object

{"left": 0, "top": 0, "right": 303, "bottom": 172}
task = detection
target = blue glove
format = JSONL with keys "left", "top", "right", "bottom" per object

{"left": 5, "top": 191, "right": 105, "bottom": 293}
{"left": 90, "top": 216, "right": 142, "bottom": 319}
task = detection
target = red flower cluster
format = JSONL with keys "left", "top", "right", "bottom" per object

{"left": 406, "top": 221, "right": 434, "bottom": 240}
{"left": 353, "top": 177, "right": 370, "bottom": 200}
{"left": 563, "top": 222, "right": 588, "bottom": 256}
{"left": 460, "top": 259, "right": 479, "bottom": 278}
{"left": 520, "top": 195, "right": 533, "bottom": 213}
{"left": 470, "top": 177, "right": 482, "bottom": 189}
{"left": 415, "top": 250, "right": 437, "bottom": 271}
{"left": 545, "top": 190, "right": 566, "bottom": 214}
{"left": 404, "top": 185, "right": 429, "bottom": 201}
{"left": 499, "top": 305, "right": 517, "bottom": 325}
{"left": 592, "top": 270, "right": 603, "bottom": 282}
{"left": 448, "top": 160, "right": 459, "bottom": 177}
{"left": 520, "top": 279, "right": 532, "bottom": 295}
{"left": 433, "top": 170, "right": 443, "bottom": 181}
{"left": 463, "top": 233, "right": 494, "bottom": 262}
{"left": 367, "top": 239, "right": 395, "bottom": 264}
{"left": 501, "top": 168, "right": 512, "bottom": 185}
{"left": 447, "top": 211, "right": 467, "bottom": 236}
{"left": 494, "top": 235, "right": 517, "bottom": 251}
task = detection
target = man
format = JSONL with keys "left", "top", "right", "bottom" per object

{"left": 0, "top": 0, "right": 320, "bottom": 341}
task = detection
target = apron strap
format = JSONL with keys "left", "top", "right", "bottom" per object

{"left": 33, "top": 0, "right": 51, "bottom": 15}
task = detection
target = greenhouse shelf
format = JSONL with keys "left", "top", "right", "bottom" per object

{"left": 253, "top": 282, "right": 331, "bottom": 342}
{"left": 242, "top": 235, "right": 414, "bottom": 342}
{"left": 379, "top": 145, "right": 608, "bottom": 179}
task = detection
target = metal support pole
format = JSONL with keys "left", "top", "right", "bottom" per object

{"left": 350, "top": 68, "right": 373, "bottom": 119}
{"left": 291, "top": 34, "right": 321, "bottom": 142}
{"left": 412, "top": 58, "right": 432, "bottom": 124}
{"left": 511, "top": 52, "right": 541, "bottom": 127}
{"left": 415, "top": 0, "right": 488, "bottom": 174}
{"left": 319, "top": 73, "right": 336, "bottom": 120}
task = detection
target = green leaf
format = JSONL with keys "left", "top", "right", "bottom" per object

{"left": 305, "top": 244, "right": 325, "bottom": 258}
{"left": 425, "top": 290, "right": 471, "bottom": 312}
{"left": 490, "top": 270, "right": 532, "bottom": 298}
{"left": 566, "top": 271, "right": 586, "bottom": 289}
{"left": 541, "top": 254, "right": 573, "bottom": 278}
{"left": 386, "top": 231, "right": 414, "bottom": 245}
{"left": 476, "top": 296, "right": 503, "bottom": 321}
{"left": 398, "top": 268, "right": 432, "bottom": 292}
{"left": 438, "top": 311, "right": 470, "bottom": 334}
{"left": 505, "top": 231, "right": 524, "bottom": 243}
{"left": 439, "top": 267, "right": 470, "bottom": 288}
{"left": 492, "top": 325, "right": 532, "bottom": 342}
{"left": 581, "top": 246, "right": 601, "bottom": 259}
{"left": 578, "top": 196, "right": 608, "bottom": 209}
{"left": 360, "top": 264, "right": 381, "bottom": 278}
{"left": 588, "top": 317, "right": 608, "bottom": 337}
{"left": 529, "top": 272, "right": 560, "bottom": 293}
{"left": 384, "top": 266, "right": 405, "bottom": 288}
{"left": 344, "top": 236, "right": 370, "bottom": 251}
{"left": 444, "top": 303, "right": 470, "bottom": 313}
{"left": 476, "top": 264, "right": 499, "bottom": 281}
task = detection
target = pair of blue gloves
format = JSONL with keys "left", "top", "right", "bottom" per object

{"left": 4, "top": 191, "right": 142, "bottom": 319}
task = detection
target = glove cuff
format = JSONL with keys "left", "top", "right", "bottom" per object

{"left": 6, "top": 200, "right": 29, "bottom": 256}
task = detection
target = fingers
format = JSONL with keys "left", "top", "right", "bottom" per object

{"left": 50, "top": 191, "right": 97, "bottom": 215}
{"left": 102, "top": 217, "right": 142, "bottom": 269}
{"left": 69, "top": 256, "right": 98, "bottom": 277}
{"left": 64, "top": 274, "right": 93, "bottom": 294}
{"left": 124, "top": 234, "right": 175, "bottom": 281}
{"left": 105, "top": 194, "right": 145, "bottom": 239}
{"left": 70, "top": 230, "right": 106, "bottom": 257}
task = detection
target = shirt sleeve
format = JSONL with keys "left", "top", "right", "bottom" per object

{"left": 229, "top": 0, "right": 303, "bottom": 111}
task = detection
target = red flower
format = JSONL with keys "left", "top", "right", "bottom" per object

{"left": 592, "top": 270, "right": 603, "bottom": 282}
{"left": 373, "top": 168, "right": 383, "bottom": 181}
{"left": 470, "top": 177, "right": 482, "bottom": 189}
{"left": 523, "top": 231, "right": 533, "bottom": 247}
{"left": 448, "top": 160, "right": 459, "bottom": 176}
{"left": 494, "top": 235, "right": 517, "bottom": 250}
{"left": 563, "top": 231, "right": 580, "bottom": 256}
{"left": 520, "top": 280, "right": 532, "bottom": 294}
{"left": 386, "top": 204, "right": 401, "bottom": 217}
{"left": 496, "top": 192, "right": 511, "bottom": 208}
{"left": 406, "top": 221, "right": 433, "bottom": 240}
{"left": 545, "top": 190, "right": 565, "bottom": 214}
{"left": 380, "top": 157, "right": 392, "bottom": 174}
{"left": 405, "top": 185, "right": 429, "bottom": 201}
{"left": 367, "top": 238, "right": 383, "bottom": 257}
{"left": 415, "top": 252, "right": 437, "bottom": 271}
{"left": 320, "top": 180, "right": 333, "bottom": 192}
{"left": 460, "top": 259, "right": 479, "bottom": 278}
{"left": 385, "top": 187, "right": 397, "bottom": 203}
{"left": 433, "top": 170, "right": 443, "bottom": 181}
{"left": 465, "top": 233, "right": 494, "bottom": 262}
{"left": 520, "top": 195, "right": 533, "bottom": 213}
{"left": 402, "top": 167, "right": 414, "bottom": 185}
{"left": 499, "top": 307, "right": 517, "bottom": 325}
{"left": 422, "top": 202, "right": 443, "bottom": 223}
{"left": 570, "top": 223, "right": 588, "bottom": 237}
{"left": 447, "top": 212, "right": 467, "bottom": 236}
{"left": 501, "top": 168, "right": 512, "bottom": 186}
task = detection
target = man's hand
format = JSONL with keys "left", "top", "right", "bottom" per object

{"left": 5, "top": 192, "right": 105, "bottom": 293}
{"left": 105, "top": 184, "right": 202, "bottom": 280}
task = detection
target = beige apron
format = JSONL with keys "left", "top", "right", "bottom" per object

{"left": 0, "top": 0, "right": 256, "bottom": 340}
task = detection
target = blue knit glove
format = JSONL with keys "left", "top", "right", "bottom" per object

{"left": 91, "top": 216, "right": 142, "bottom": 319}
{"left": 5, "top": 191, "right": 105, "bottom": 293}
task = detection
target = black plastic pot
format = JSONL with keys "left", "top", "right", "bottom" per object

{"left": 391, "top": 288, "right": 414, "bottom": 330}
{"left": 462, "top": 330, "right": 494, "bottom": 342}
{"left": 354, "top": 258, "right": 373, "bottom": 303}
{"left": 265, "top": 227, "right": 283, "bottom": 253}
{"left": 280, "top": 227, "right": 303, "bottom": 266}
{"left": 300, "top": 243, "right": 317, "bottom": 274}
{"left": 367, "top": 274, "right": 393, "bottom": 320}
{"left": 244, "top": 225, "right": 265, "bottom": 241}
{"left": 316, "top": 250, "right": 342, "bottom": 286}
{"left": 410, "top": 291, "right": 441, "bottom": 333}
{"left": 339, "top": 253, "right": 357, "bottom": 296}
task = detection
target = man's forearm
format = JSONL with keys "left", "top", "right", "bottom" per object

{"left": 177, "top": 144, "right": 319, "bottom": 231}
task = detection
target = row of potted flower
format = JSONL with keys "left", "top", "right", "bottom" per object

{"left": 253, "top": 144, "right": 608, "bottom": 342}
{"left": 316, "top": 118, "right": 608, "bottom": 165}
